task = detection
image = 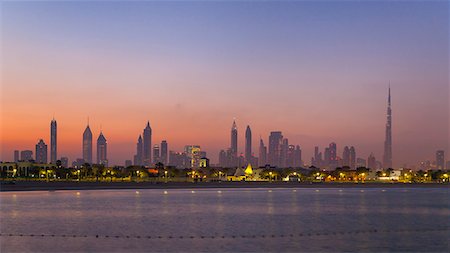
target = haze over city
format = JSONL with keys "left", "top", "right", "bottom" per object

{"left": 1, "top": 1, "right": 448, "bottom": 167}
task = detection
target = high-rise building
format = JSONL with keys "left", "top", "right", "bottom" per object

{"left": 436, "top": 150, "right": 445, "bottom": 170}
{"left": 328, "top": 142, "right": 338, "bottom": 169}
{"left": 268, "top": 131, "right": 283, "bottom": 167}
{"left": 161, "top": 140, "right": 168, "bottom": 165}
{"left": 356, "top": 158, "right": 366, "bottom": 168}
{"left": 82, "top": 122, "right": 93, "bottom": 164}
{"left": 14, "top": 150, "right": 19, "bottom": 162}
{"left": 294, "top": 145, "right": 302, "bottom": 167}
{"left": 20, "top": 150, "right": 33, "bottom": 162}
{"left": 134, "top": 135, "right": 143, "bottom": 166}
{"left": 153, "top": 144, "right": 160, "bottom": 164}
{"left": 169, "top": 151, "right": 188, "bottom": 168}
{"left": 258, "top": 138, "right": 267, "bottom": 167}
{"left": 184, "top": 145, "right": 202, "bottom": 168}
{"left": 50, "top": 118, "right": 57, "bottom": 164}
{"left": 280, "top": 138, "right": 289, "bottom": 167}
{"left": 143, "top": 121, "right": 152, "bottom": 166}
{"left": 35, "top": 139, "right": 48, "bottom": 164}
{"left": 383, "top": 86, "right": 393, "bottom": 169}
{"left": 245, "top": 125, "right": 252, "bottom": 164}
{"left": 368, "top": 153, "right": 377, "bottom": 169}
{"left": 349, "top": 146, "right": 356, "bottom": 169}
{"left": 97, "top": 131, "right": 107, "bottom": 166}
{"left": 343, "top": 146, "right": 350, "bottom": 167}
{"left": 312, "top": 146, "right": 322, "bottom": 168}
{"left": 230, "top": 120, "right": 238, "bottom": 166}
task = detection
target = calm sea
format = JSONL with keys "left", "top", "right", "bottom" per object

{"left": 1, "top": 188, "right": 449, "bottom": 252}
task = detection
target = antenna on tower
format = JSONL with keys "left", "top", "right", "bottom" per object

{"left": 87, "top": 116, "right": 90, "bottom": 126}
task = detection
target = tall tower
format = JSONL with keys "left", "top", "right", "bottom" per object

{"left": 97, "top": 131, "right": 107, "bottom": 166}
{"left": 245, "top": 125, "right": 252, "bottom": 164}
{"left": 135, "top": 135, "right": 143, "bottom": 166}
{"left": 383, "top": 86, "right": 393, "bottom": 169}
{"left": 160, "top": 140, "right": 168, "bottom": 165}
{"left": 230, "top": 120, "right": 238, "bottom": 166}
{"left": 50, "top": 118, "right": 57, "bottom": 164}
{"left": 143, "top": 121, "right": 152, "bottom": 166}
{"left": 258, "top": 137, "right": 267, "bottom": 167}
{"left": 82, "top": 121, "right": 93, "bottom": 164}
{"left": 268, "top": 131, "right": 283, "bottom": 167}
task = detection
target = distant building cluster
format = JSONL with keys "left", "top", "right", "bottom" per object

{"left": 3, "top": 88, "right": 449, "bottom": 173}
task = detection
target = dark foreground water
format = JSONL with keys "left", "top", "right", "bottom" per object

{"left": 0, "top": 188, "right": 449, "bottom": 252}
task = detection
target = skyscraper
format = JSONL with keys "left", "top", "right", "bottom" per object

{"left": 259, "top": 138, "right": 267, "bottom": 167}
{"left": 268, "top": 131, "right": 283, "bottom": 167}
{"left": 343, "top": 146, "right": 350, "bottom": 167}
{"left": 14, "top": 150, "right": 19, "bottom": 162}
{"left": 245, "top": 125, "right": 252, "bottom": 164}
{"left": 20, "top": 150, "right": 33, "bottom": 162}
{"left": 368, "top": 153, "right": 377, "bottom": 169}
{"left": 436, "top": 150, "right": 445, "bottom": 170}
{"left": 230, "top": 120, "right": 238, "bottom": 166}
{"left": 82, "top": 122, "right": 93, "bottom": 164}
{"left": 134, "top": 135, "right": 143, "bottom": 166}
{"left": 50, "top": 118, "right": 57, "bottom": 164}
{"left": 35, "top": 139, "right": 48, "bottom": 164}
{"left": 294, "top": 145, "right": 302, "bottom": 167}
{"left": 161, "top": 140, "right": 168, "bottom": 165}
{"left": 97, "top": 131, "right": 107, "bottom": 166}
{"left": 383, "top": 86, "right": 393, "bottom": 169}
{"left": 143, "top": 121, "right": 152, "bottom": 166}
{"left": 153, "top": 144, "right": 160, "bottom": 164}
{"left": 280, "top": 138, "right": 289, "bottom": 167}
{"left": 349, "top": 146, "right": 356, "bottom": 169}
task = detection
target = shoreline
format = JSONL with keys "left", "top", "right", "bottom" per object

{"left": 0, "top": 181, "right": 448, "bottom": 192}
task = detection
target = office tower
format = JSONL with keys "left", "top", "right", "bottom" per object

{"left": 184, "top": 145, "right": 201, "bottom": 168}
{"left": 280, "top": 138, "right": 289, "bottom": 167}
{"left": 143, "top": 121, "right": 152, "bottom": 166}
{"left": 446, "top": 161, "right": 450, "bottom": 170}
{"left": 125, "top": 160, "right": 132, "bottom": 167}
{"left": 97, "top": 131, "right": 107, "bottom": 166}
{"left": 60, "top": 157, "right": 69, "bottom": 168}
{"left": 50, "top": 118, "right": 57, "bottom": 164}
{"left": 160, "top": 140, "right": 168, "bottom": 165}
{"left": 287, "top": 145, "right": 295, "bottom": 167}
{"left": 35, "top": 139, "right": 48, "bottom": 164}
{"left": 169, "top": 151, "right": 188, "bottom": 169}
{"left": 383, "top": 86, "right": 393, "bottom": 168}
{"left": 343, "top": 146, "right": 350, "bottom": 167}
{"left": 324, "top": 147, "right": 330, "bottom": 167}
{"left": 349, "top": 146, "right": 356, "bottom": 169}
{"left": 82, "top": 122, "right": 93, "bottom": 164}
{"left": 153, "top": 144, "right": 160, "bottom": 164}
{"left": 312, "top": 146, "right": 322, "bottom": 168}
{"left": 230, "top": 120, "right": 238, "bottom": 166}
{"left": 259, "top": 138, "right": 267, "bottom": 167}
{"left": 14, "top": 150, "right": 19, "bottom": 162}
{"left": 268, "top": 131, "right": 283, "bottom": 167}
{"left": 436, "top": 150, "right": 445, "bottom": 170}
{"left": 20, "top": 150, "right": 33, "bottom": 162}
{"left": 328, "top": 142, "right": 337, "bottom": 169}
{"left": 245, "top": 125, "right": 252, "bottom": 164}
{"left": 134, "top": 135, "right": 143, "bottom": 166}
{"left": 367, "top": 153, "right": 377, "bottom": 169}
{"left": 219, "top": 150, "right": 227, "bottom": 167}
{"left": 294, "top": 145, "right": 302, "bottom": 167}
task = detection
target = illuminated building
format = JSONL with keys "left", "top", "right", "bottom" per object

{"left": 50, "top": 118, "right": 57, "bottom": 164}
{"left": 96, "top": 131, "right": 107, "bottom": 167}
{"left": 82, "top": 122, "right": 93, "bottom": 164}
{"left": 184, "top": 145, "right": 202, "bottom": 168}
{"left": 199, "top": 157, "right": 209, "bottom": 168}
{"left": 35, "top": 139, "right": 48, "bottom": 164}
{"left": 143, "top": 121, "right": 152, "bottom": 166}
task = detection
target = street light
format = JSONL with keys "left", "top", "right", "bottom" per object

{"left": 269, "top": 171, "right": 273, "bottom": 182}
{"left": 77, "top": 169, "right": 81, "bottom": 181}
{"left": 164, "top": 170, "right": 168, "bottom": 183}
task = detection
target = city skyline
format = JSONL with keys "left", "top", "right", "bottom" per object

{"left": 1, "top": 1, "right": 448, "bottom": 166}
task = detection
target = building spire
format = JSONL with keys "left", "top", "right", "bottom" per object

{"left": 388, "top": 82, "right": 391, "bottom": 106}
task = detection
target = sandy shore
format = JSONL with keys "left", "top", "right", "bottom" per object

{"left": 0, "top": 180, "right": 448, "bottom": 192}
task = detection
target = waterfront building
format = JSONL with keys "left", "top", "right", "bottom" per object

{"left": 50, "top": 118, "right": 57, "bottom": 164}
{"left": 143, "top": 121, "right": 152, "bottom": 166}
{"left": 35, "top": 139, "right": 48, "bottom": 164}
{"left": 161, "top": 140, "right": 168, "bottom": 165}
{"left": 20, "top": 150, "right": 33, "bottom": 162}
{"left": 436, "top": 150, "right": 445, "bottom": 170}
{"left": 82, "top": 122, "right": 93, "bottom": 164}
{"left": 96, "top": 131, "right": 107, "bottom": 166}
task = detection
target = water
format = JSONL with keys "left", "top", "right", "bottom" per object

{"left": 1, "top": 188, "right": 449, "bottom": 252}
